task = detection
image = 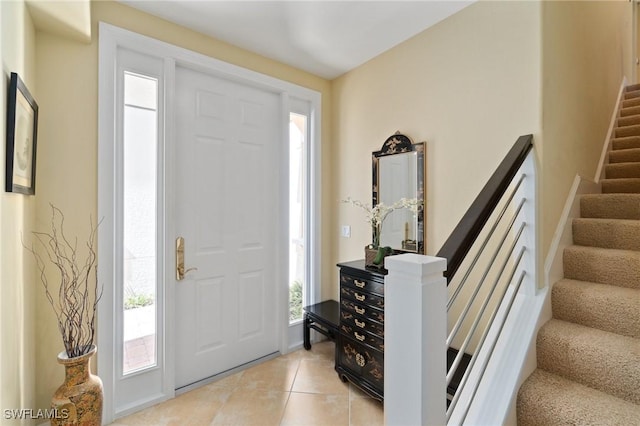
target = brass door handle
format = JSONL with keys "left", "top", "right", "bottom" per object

{"left": 176, "top": 237, "right": 198, "bottom": 281}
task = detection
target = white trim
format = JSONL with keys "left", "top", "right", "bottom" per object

{"left": 632, "top": 2, "right": 638, "bottom": 85}
{"left": 310, "top": 99, "right": 322, "bottom": 306}
{"left": 162, "top": 56, "right": 177, "bottom": 404}
{"left": 287, "top": 322, "right": 305, "bottom": 352}
{"left": 97, "top": 25, "right": 117, "bottom": 424}
{"left": 100, "top": 39, "right": 170, "bottom": 420}
{"left": 544, "top": 176, "right": 600, "bottom": 290}
{"left": 595, "top": 77, "right": 627, "bottom": 182}
{"left": 278, "top": 91, "right": 290, "bottom": 356}
{"left": 98, "top": 22, "right": 322, "bottom": 421}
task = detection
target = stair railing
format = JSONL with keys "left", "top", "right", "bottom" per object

{"left": 441, "top": 134, "right": 537, "bottom": 424}
{"left": 384, "top": 135, "right": 537, "bottom": 426}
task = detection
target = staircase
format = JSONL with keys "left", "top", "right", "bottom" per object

{"left": 517, "top": 85, "right": 640, "bottom": 424}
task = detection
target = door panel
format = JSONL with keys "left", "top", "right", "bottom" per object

{"left": 195, "top": 278, "right": 225, "bottom": 352}
{"left": 175, "top": 66, "right": 280, "bottom": 389}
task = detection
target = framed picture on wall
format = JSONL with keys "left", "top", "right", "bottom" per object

{"left": 5, "top": 72, "right": 38, "bottom": 195}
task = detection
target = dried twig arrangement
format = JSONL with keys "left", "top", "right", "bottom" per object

{"left": 24, "top": 204, "right": 103, "bottom": 358}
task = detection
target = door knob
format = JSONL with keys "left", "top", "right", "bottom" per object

{"left": 176, "top": 237, "right": 198, "bottom": 281}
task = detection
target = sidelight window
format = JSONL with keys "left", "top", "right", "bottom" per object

{"left": 289, "top": 111, "right": 309, "bottom": 323}
{"left": 122, "top": 72, "right": 158, "bottom": 374}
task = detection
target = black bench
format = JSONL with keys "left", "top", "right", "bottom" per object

{"left": 302, "top": 300, "right": 340, "bottom": 350}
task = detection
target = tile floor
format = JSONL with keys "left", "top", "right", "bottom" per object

{"left": 111, "top": 341, "right": 384, "bottom": 426}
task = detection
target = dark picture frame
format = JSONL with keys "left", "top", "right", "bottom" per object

{"left": 6, "top": 72, "right": 38, "bottom": 195}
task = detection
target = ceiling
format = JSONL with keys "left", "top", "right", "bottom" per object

{"left": 119, "top": 1, "right": 474, "bottom": 80}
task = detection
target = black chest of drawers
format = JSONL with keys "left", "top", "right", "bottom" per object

{"left": 336, "top": 260, "right": 387, "bottom": 401}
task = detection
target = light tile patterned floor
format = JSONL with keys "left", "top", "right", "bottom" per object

{"left": 110, "top": 341, "right": 384, "bottom": 426}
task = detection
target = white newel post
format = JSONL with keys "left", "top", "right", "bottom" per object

{"left": 384, "top": 253, "right": 447, "bottom": 426}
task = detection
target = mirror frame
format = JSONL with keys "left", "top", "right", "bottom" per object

{"left": 372, "top": 133, "right": 425, "bottom": 254}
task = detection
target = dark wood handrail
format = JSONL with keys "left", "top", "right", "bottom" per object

{"left": 436, "top": 134, "right": 534, "bottom": 283}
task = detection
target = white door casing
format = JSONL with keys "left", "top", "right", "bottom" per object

{"left": 98, "top": 23, "right": 322, "bottom": 423}
{"left": 174, "top": 66, "right": 280, "bottom": 388}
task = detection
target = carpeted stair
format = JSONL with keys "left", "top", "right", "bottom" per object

{"left": 517, "top": 84, "right": 640, "bottom": 424}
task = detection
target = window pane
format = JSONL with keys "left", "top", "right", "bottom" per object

{"left": 123, "top": 72, "right": 158, "bottom": 374}
{"left": 289, "top": 113, "right": 307, "bottom": 323}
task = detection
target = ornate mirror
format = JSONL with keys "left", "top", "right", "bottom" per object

{"left": 372, "top": 132, "right": 425, "bottom": 253}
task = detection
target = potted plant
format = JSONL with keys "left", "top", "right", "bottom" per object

{"left": 342, "top": 196, "right": 422, "bottom": 267}
{"left": 25, "top": 204, "right": 103, "bottom": 426}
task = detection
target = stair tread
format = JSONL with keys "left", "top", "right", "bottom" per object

{"left": 517, "top": 369, "right": 640, "bottom": 426}
{"left": 615, "top": 124, "right": 640, "bottom": 138}
{"left": 573, "top": 217, "right": 640, "bottom": 251}
{"left": 622, "top": 96, "right": 640, "bottom": 108}
{"left": 601, "top": 177, "right": 640, "bottom": 194}
{"left": 612, "top": 135, "right": 640, "bottom": 150}
{"left": 564, "top": 245, "right": 640, "bottom": 289}
{"left": 552, "top": 279, "right": 640, "bottom": 338}
{"left": 617, "top": 114, "right": 640, "bottom": 127}
{"left": 624, "top": 89, "right": 640, "bottom": 100}
{"left": 608, "top": 147, "right": 640, "bottom": 162}
{"left": 605, "top": 162, "right": 640, "bottom": 179}
{"left": 564, "top": 243, "right": 640, "bottom": 259}
{"left": 581, "top": 193, "right": 640, "bottom": 219}
{"left": 620, "top": 105, "right": 640, "bottom": 117}
{"left": 537, "top": 319, "right": 640, "bottom": 403}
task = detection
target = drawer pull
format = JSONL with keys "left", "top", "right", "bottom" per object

{"left": 354, "top": 332, "right": 365, "bottom": 342}
{"left": 354, "top": 279, "right": 366, "bottom": 288}
{"left": 355, "top": 319, "right": 365, "bottom": 328}
{"left": 356, "top": 353, "right": 366, "bottom": 367}
{"left": 355, "top": 306, "right": 365, "bottom": 315}
{"left": 354, "top": 293, "right": 365, "bottom": 302}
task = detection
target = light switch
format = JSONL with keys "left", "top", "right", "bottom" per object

{"left": 341, "top": 225, "right": 351, "bottom": 238}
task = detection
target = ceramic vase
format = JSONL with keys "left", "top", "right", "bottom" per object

{"left": 366, "top": 246, "right": 391, "bottom": 269}
{"left": 364, "top": 246, "right": 378, "bottom": 268}
{"left": 51, "top": 345, "right": 103, "bottom": 426}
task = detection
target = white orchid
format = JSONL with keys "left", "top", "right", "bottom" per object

{"left": 342, "top": 196, "right": 422, "bottom": 248}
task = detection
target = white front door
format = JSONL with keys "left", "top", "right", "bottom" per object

{"left": 174, "top": 65, "right": 281, "bottom": 389}
{"left": 100, "top": 25, "right": 321, "bottom": 421}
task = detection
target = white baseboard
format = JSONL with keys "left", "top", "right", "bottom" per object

{"left": 544, "top": 176, "right": 600, "bottom": 289}
{"left": 595, "top": 77, "right": 627, "bottom": 183}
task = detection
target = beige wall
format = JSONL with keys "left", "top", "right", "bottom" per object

{"left": 0, "top": 0, "right": 38, "bottom": 423}
{"left": 6, "top": 0, "right": 634, "bottom": 414}
{"left": 33, "top": 0, "right": 332, "bottom": 411}
{"left": 331, "top": 1, "right": 542, "bottom": 295}
{"left": 540, "top": 0, "right": 634, "bottom": 256}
